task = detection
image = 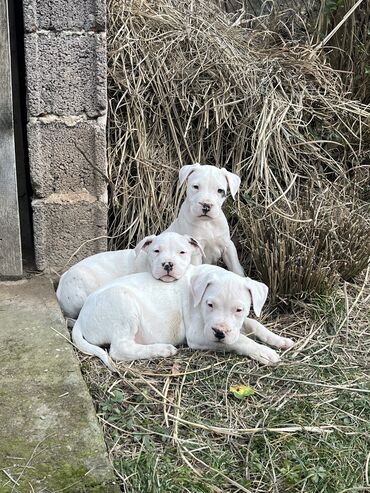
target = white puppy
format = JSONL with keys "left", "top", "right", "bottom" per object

{"left": 72, "top": 265, "right": 294, "bottom": 370}
{"left": 56, "top": 232, "right": 203, "bottom": 319}
{"left": 166, "top": 163, "right": 244, "bottom": 276}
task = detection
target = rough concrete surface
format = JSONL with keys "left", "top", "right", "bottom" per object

{"left": 32, "top": 193, "right": 107, "bottom": 272}
{"left": 25, "top": 32, "right": 106, "bottom": 117}
{"left": 24, "top": 0, "right": 105, "bottom": 32}
{"left": 28, "top": 116, "right": 107, "bottom": 197}
{"left": 0, "top": 276, "right": 119, "bottom": 492}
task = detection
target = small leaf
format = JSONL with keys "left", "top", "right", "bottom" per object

{"left": 229, "top": 384, "right": 255, "bottom": 399}
{"left": 112, "top": 389, "right": 123, "bottom": 403}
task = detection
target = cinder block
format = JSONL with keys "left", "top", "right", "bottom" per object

{"left": 23, "top": 0, "right": 105, "bottom": 32}
{"left": 25, "top": 32, "right": 106, "bottom": 117}
{"left": 32, "top": 193, "right": 107, "bottom": 271}
{"left": 28, "top": 116, "right": 107, "bottom": 198}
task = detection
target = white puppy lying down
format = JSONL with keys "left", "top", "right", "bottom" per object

{"left": 57, "top": 232, "right": 203, "bottom": 319}
{"left": 166, "top": 163, "right": 245, "bottom": 276}
{"left": 72, "top": 265, "right": 294, "bottom": 370}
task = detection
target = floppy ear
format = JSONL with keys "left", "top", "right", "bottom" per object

{"left": 183, "top": 235, "right": 205, "bottom": 258}
{"left": 190, "top": 270, "right": 215, "bottom": 307}
{"left": 221, "top": 168, "right": 241, "bottom": 199}
{"left": 179, "top": 163, "right": 201, "bottom": 186}
{"left": 244, "top": 278, "right": 268, "bottom": 317}
{"left": 134, "top": 235, "right": 156, "bottom": 257}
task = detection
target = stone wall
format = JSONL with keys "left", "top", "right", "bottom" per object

{"left": 23, "top": 0, "right": 107, "bottom": 272}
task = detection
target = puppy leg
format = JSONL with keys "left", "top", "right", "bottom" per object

{"left": 243, "top": 318, "right": 294, "bottom": 349}
{"left": 222, "top": 240, "right": 244, "bottom": 276}
{"left": 231, "top": 334, "right": 280, "bottom": 365}
{"left": 110, "top": 340, "right": 177, "bottom": 362}
{"left": 188, "top": 334, "right": 280, "bottom": 365}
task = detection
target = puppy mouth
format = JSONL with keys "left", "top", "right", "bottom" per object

{"left": 159, "top": 274, "right": 177, "bottom": 282}
{"left": 198, "top": 213, "right": 213, "bottom": 219}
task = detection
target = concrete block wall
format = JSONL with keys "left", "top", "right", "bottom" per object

{"left": 23, "top": 0, "right": 108, "bottom": 272}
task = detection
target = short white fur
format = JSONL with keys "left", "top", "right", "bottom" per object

{"left": 56, "top": 232, "right": 203, "bottom": 319}
{"left": 72, "top": 265, "right": 294, "bottom": 370}
{"left": 166, "top": 163, "right": 244, "bottom": 276}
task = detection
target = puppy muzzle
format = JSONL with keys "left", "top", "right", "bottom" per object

{"left": 209, "top": 325, "right": 239, "bottom": 345}
{"left": 212, "top": 327, "right": 225, "bottom": 340}
{"left": 162, "top": 261, "right": 174, "bottom": 273}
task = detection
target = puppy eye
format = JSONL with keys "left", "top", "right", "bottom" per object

{"left": 180, "top": 251, "right": 186, "bottom": 254}
{"left": 193, "top": 185, "right": 199, "bottom": 190}
{"left": 153, "top": 249, "right": 160, "bottom": 253}
{"left": 236, "top": 308, "right": 243, "bottom": 313}
{"left": 207, "top": 302, "right": 213, "bottom": 308}
{"left": 218, "top": 188, "right": 225, "bottom": 196}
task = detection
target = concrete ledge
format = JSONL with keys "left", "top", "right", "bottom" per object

{"left": 32, "top": 193, "right": 107, "bottom": 271}
{"left": 25, "top": 32, "right": 106, "bottom": 117}
{"left": 0, "top": 276, "right": 119, "bottom": 492}
{"left": 24, "top": 0, "right": 105, "bottom": 32}
{"left": 28, "top": 116, "right": 107, "bottom": 197}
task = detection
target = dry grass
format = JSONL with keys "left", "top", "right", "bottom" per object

{"left": 314, "top": 0, "right": 370, "bottom": 103}
{"left": 78, "top": 272, "right": 370, "bottom": 492}
{"left": 75, "top": 2, "right": 370, "bottom": 491}
{"left": 107, "top": 0, "right": 370, "bottom": 305}
{"left": 236, "top": 185, "right": 370, "bottom": 304}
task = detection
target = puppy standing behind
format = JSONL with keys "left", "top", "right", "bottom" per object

{"left": 72, "top": 264, "right": 294, "bottom": 370}
{"left": 166, "top": 163, "right": 244, "bottom": 276}
{"left": 56, "top": 232, "right": 203, "bottom": 319}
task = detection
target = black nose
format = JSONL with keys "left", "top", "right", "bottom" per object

{"left": 200, "top": 203, "right": 211, "bottom": 213}
{"left": 212, "top": 327, "right": 225, "bottom": 340}
{"left": 162, "top": 262, "right": 174, "bottom": 273}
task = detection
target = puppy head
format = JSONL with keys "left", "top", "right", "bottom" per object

{"left": 179, "top": 164, "right": 241, "bottom": 221}
{"left": 190, "top": 268, "right": 268, "bottom": 345}
{"left": 135, "top": 232, "right": 203, "bottom": 282}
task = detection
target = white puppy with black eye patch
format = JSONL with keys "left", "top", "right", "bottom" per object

{"left": 56, "top": 232, "right": 203, "bottom": 319}
{"left": 72, "top": 264, "right": 294, "bottom": 370}
{"left": 166, "top": 163, "right": 244, "bottom": 276}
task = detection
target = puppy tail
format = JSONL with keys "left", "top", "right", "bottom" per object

{"left": 72, "top": 321, "right": 116, "bottom": 372}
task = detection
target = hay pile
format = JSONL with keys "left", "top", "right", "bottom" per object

{"left": 107, "top": 0, "right": 370, "bottom": 305}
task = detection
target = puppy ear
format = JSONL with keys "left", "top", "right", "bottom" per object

{"left": 190, "top": 271, "right": 214, "bottom": 307}
{"left": 244, "top": 278, "right": 268, "bottom": 317}
{"left": 179, "top": 163, "right": 201, "bottom": 185}
{"left": 183, "top": 235, "right": 205, "bottom": 258}
{"left": 134, "top": 235, "right": 156, "bottom": 257}
{"left": 221, "top": 168, "right": 241, "bottom": 199}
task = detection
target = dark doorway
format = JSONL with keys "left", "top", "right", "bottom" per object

{"left": 8, "top": 0, "right": 35, "bottom": 271}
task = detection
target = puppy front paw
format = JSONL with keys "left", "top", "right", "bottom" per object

{"left": 156, "top": 344, "right": 178, "bottom": 358}
{"left": 250, "top": 346, "right": 280, "bottom": 365}
{"left": 274, "top": 337, "right": 294, "bottom": 350}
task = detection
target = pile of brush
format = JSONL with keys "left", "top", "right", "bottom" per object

{"left": 107, "top": 0, "right": 370, "bottom": 307}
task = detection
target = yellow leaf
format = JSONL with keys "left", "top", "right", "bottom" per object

{"left": 229, "top": 384, "right": 255, "bottom": 399}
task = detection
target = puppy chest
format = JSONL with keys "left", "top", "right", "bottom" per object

{"left": 203, "top": 240, "right": 225, "bottom": 264}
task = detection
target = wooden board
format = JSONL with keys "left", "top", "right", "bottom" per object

{"left": 0, "top": 0, "right": 22, "bottom": 276}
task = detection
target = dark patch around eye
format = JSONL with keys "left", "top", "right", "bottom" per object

{"left": 218, "top": 189, "right": 226, "bottom": 196}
